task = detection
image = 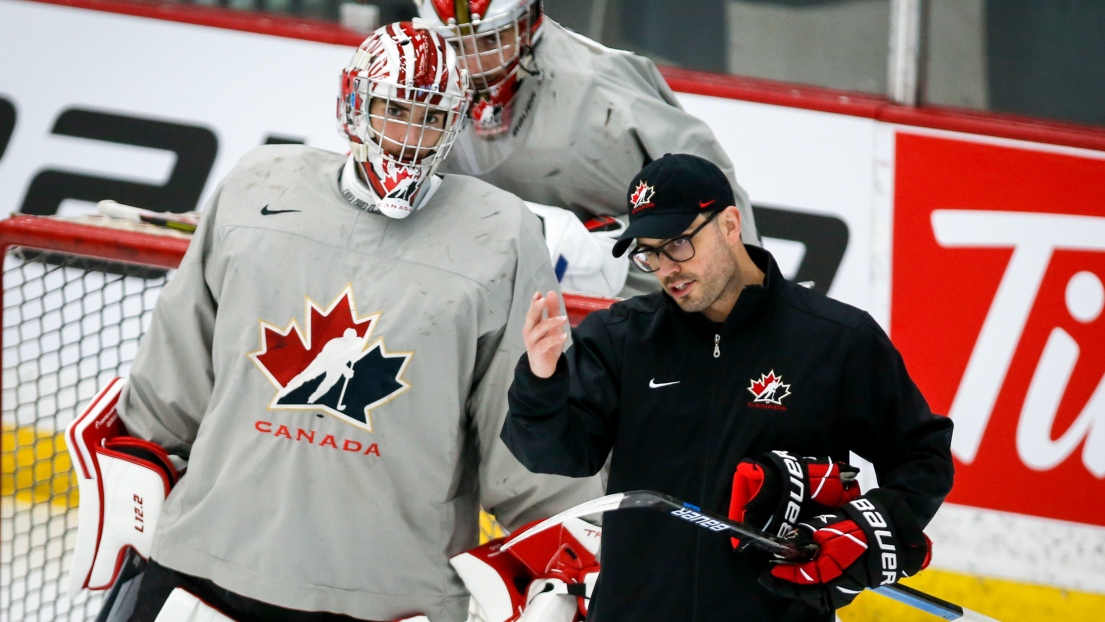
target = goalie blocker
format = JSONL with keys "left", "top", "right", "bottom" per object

{"left": 66, "top": 377, "right": 181, "bottom": 597}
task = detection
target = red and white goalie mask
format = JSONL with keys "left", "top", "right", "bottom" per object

{"left": 338, "top": 22, "right": 469, "bottom": 219}
{"left": 416, "top": 0, "right": 544, "bottom": 138}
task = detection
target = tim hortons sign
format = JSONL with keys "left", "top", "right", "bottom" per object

{"left": 891, "top": 132, "right": 1105, "bottom": 527}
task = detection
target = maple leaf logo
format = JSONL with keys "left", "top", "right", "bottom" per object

{"left": 368, "top": 158, "right": 421, "bottom": 204}
{"left": 630, "top": 181, "right": 656, "bottom": 213}
{"left": 747, "top": 370, "right": 791, "bottom": 406}
{"left": 471, "top": 98, "right": 504, "bottom": 129}
{"left": 248, "top": 285, "right": 411, "bottom": 433}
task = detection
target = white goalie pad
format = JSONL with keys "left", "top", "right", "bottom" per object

{"left": 66, "top": 377, "right": 180, "bottom": 597}
{"left": 526, "top": 202, "right": 629, "bottom": 298}
{"left": 451, "top": 517, "right": 601, "bottom": 622}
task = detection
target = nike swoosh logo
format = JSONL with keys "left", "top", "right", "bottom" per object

{"left": 649, "top": 379, "right": 680, "bottom": 388}
{"left": 260, "top": 205, "right": 301, "bottom": 216}
{"left": 699, "top": 199, "right": 716, "bottom": 209}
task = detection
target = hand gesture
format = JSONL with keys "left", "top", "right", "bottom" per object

{"left": 523, "top": 290, "right": 569, "bottom": 379}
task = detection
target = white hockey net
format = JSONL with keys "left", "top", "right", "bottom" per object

{"left": 1, "top": 215, "right": 184, "bottom": 621}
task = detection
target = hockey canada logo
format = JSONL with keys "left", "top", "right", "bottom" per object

{"left": 747, "top": 371, "right": 791, "bottom": 408}
{"left": 471, "top": 97, "right": 505, "bottom": 134}
{"left": 630, "top": 181, "right": 656, "bottom": 213}
{"left": 249, "top": 286, "right": 411, "bottom": 433}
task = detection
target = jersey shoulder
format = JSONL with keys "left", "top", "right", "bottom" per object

{"left": 434, "top": 173, "right": 529, "bottom": 223}
{"left": 545, "top": 20, "right": 628, "bottom": 57}
{"left": 429, "top": 174, "right": 541, "bottom": 253}
{"left": 422, "top": 175, "right": 551, "bottom": 294}
{"left": 538, "top": 21, "right": 665, "bottom": 93}
{"left": 212, "top": 145, "right": 344, "bottom": 221}
{"left": 230, "top": 144, "right": 341, "bottom": 175}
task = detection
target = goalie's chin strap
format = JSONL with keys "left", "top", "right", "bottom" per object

{"left": 339, "top": 156, "right": 441, "bottom": 215}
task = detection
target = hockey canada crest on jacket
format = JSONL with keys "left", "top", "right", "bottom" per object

{"left": 747, "top": 370, "right": 791, "bottom": 408}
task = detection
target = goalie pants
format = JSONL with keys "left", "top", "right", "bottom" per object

{"left": 130, "top": 560, "right": 388, "bottom": 622}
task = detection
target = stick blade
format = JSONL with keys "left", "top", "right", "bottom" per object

{"left": 501, "top": 492, "right": 627, "bottom": 550}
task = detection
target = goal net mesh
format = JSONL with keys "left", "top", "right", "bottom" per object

{"left": 2, "top": 244, "right": 169, "bottom": 621}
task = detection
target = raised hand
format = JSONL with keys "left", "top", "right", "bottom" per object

{"left": 522, "top": 290, "right": 569, "bottom": 378}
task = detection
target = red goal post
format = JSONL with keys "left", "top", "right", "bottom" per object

{"left": 0, "top": 213, "right": 617, "bottom": 621}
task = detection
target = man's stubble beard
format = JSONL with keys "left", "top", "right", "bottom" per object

{"left": 668, "top": 246, "right": 741, "bottom": 315}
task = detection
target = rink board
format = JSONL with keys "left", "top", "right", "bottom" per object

{"left": 3, "top": 1, "right": 1105, "bottom": 620}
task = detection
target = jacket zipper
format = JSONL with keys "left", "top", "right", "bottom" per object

{"left": 694, "top": 332, "right": 723, "bottom": 621}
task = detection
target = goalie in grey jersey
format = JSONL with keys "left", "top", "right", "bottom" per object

{"left": 67, "top": 22, "right": 601, "bottom": 622}
{"left": 416, "top": 0, "right": 760, "bottom": 297}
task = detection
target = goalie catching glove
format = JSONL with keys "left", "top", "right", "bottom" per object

{"left": 759, "top": 491, "right": 932, "bottom": 611}
{"left": 66, "top": 377, "right": 181, "bottom": 597}
{"left": 729, "top": 450, "right": 860, "bottom": 549}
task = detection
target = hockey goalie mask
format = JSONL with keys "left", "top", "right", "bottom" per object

{"left": 417, "top": 0, "right": 544, "bottom": 138}
{"left": 338, "top": 22, "right": 469, "bottom": 218}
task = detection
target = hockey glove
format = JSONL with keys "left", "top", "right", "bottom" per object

{"left": 729, "top": 450, "right": 860, "bottom": 549}
{"left": 759, "top": 491, "right": 932, "bottom": 611}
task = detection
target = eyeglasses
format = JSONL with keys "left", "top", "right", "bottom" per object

{"left": 629, "top": 211, "right": 720, "bottom": 273}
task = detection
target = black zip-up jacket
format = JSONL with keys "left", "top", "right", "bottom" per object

{"left": 502, "top": 247, "right": 954, "bottom": 621}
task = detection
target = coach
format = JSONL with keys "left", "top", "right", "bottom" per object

{"left": 501, "top": 154, "right": 954, "bottom": 621}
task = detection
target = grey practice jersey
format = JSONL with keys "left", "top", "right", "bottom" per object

{"left": 116, "top": 145, "right": 603, "bottom": 621}
{"left": 441, "top": 20, "right": 760, "bottom": 246}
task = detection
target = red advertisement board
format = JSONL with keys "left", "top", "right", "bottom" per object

{"left": 892, "top": 132, "right": 1105, "bottom": 526}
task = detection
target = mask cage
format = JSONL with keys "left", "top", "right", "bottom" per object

{"left": 437, "top": 0, "right": 540, "bottom": 94}
{"left": 340, "top": 74, "right": 469, "bottom": 176}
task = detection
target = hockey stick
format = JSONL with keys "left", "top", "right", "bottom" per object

{"left": 336, "top": 364, "right": 353, "bottom": 411}
{"left": 503, "top": 491, "right": 1000, "bottom": 622}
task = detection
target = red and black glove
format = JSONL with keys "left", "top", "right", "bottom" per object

{"left": 729, "top": 450, "right": 860, "bottom": 548}
{"left": 758, "top": 491, "right": 933, "bottom": 611}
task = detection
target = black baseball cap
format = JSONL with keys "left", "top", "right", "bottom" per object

{"left": 612, "top": 153, "right": 735, "bottom": 257}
